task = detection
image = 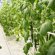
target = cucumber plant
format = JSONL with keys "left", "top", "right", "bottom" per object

{"left": 0, "top": 0, "right": 55, "bottom": 55}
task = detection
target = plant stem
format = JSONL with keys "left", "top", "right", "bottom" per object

{"left": 30, "top": 21, "right": 33, "bottom": 43}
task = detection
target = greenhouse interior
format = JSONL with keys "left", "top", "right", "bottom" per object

{"left": 0, "top": 0, "right": 55, "bottom": 55}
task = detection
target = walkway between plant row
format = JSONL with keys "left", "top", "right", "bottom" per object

{"left": 0, "top": 25, "right": 34, "bottom": 55}
{"left": 0, "top": 25, "right": 25, "bottom": 55}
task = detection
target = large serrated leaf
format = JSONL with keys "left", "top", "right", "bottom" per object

{"left": 39, "top": 39, "right": 54, "bottom": 55}
{"left": 47, "top": 42, "right": 55, "bottom": 55}
{"left": 40, "top": 20, "right": 53, "bottom": 36}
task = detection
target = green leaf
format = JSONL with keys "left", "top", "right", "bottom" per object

{"left": 39, "top": 39, "right": 54, "bottom": 55}
{"left": 40, "top": 20, "right": 53, "bottom": 36}
{"left": 47, "top": 42, "right": 55, "bottom": 55}
{"left": 23, "top": 31, "right": 29, "bottom": 42}
{"left": 48, "top": 0, "right": 55, "bottom": 11}
{"left": 27, "top": 0, "right": 35, "bottom": 4}
{"left": 23, "top": 42, "right": 33, "bottom": 55}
